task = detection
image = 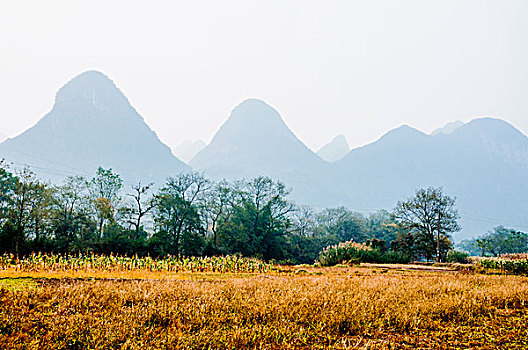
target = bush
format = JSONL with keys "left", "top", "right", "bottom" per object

{"left": 447, "top": 250, "right": 470, "bottom": 264}
{"left": 317, "top": 241, "right": 409, "bottom": 266}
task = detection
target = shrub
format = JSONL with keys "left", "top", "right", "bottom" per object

{"left": 447, "top": 250, "right": 470, "bottom": 264}
{"left": 317, "top": 241, "right": 409, "bottom": 266}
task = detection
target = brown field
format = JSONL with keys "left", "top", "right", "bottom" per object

{"left": 1, "top": 266, "right": 528, "bottom": 349}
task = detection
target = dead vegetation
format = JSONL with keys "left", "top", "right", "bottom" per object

{"left": 2, "top": 266, "right": 528, "bottom": 349}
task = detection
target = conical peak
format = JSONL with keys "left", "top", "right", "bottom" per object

{"left": 392, "top": 124, "right": 420, "bottom": 133}
{"left": 190, "top": 98, "right": 323, "bottom": 170}
{"left": 211, "top": 98, "right": 296, "bottom": 145}
{"left": 70, "top": 70, "right": 112, "bottom": 82}
{"left": 57, "top": 70, "right": 115, "bottom": 94}
{"left": 317, "top": 135, "right": 350, "bottom": 162}
{"left": 234, "top": 98, "right": 275, "bottom": 110}
{"left": 381, "top": 124, "right": 426, "bottom": 140}
{"left": 54, "top": 70, "right": 129, "bottom": 110}
{"left": 229, "top": 99, "right": 283, "bottom": 124}
{"left": 331, "top": 135, "right": 349, "bottom": 147}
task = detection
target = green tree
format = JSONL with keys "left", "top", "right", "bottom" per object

{"left": 217, "top": 177, "right": 294, "bottom": 260}
{"left": 3, "top": 167, "right": 52, "bottom": 255}
{"left": 0, "top": 162, "right": 17, "bottom": 253}
{"left": 468, "top": 226, "right": 528, "bottom": 257}
{"left": 0, "top": 161, "right": 16, "bottom": 226}
{"left": 203, "top": 180, "right": 238, "bottom": 252}
{"left": 314, "top": 207, "right": 367, "bottom": 243}
{"left": 393, "top": 187, "right": 460, "bottom": 262}
{"left": 26, "top": 180, "right": 54, "bottom": 250}
{"left": 90, "top": 167, "right": 123, "bottom": 235}
{"left": 152, "top": 173, "right": 209, "bottom": 256}
{"left": 51, "top": 176, "right": 96, "bottom": 252}
{"left": 366, "top": 210, "right": 400, "bottom": 247}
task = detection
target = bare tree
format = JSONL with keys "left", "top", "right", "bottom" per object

{"left": 289, "top": 205, "right": 316, "bottom": 237}
{"left": 205, "top": 180, "right": 237, "bottom": 248}
{"left": 123, "top": 182, "right": 155, "bottom": 239}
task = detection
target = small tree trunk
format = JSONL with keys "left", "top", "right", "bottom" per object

{"left": 99, "top": 218, "right": 104, "bottom": 237}
{"left": 135, "top": 218, "right": 141, "bottom": 240}
{"left": 214, "top": 230, "right": 217, "bottom": 249}
{"left": 436, "top": 213, "right": 441, "bottom": 262}
{"left": 436, "top": 231, "right": 441, "bottom": 262}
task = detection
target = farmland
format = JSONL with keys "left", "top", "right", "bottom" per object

{"left": 2, "top": 256, "right": 528, "bottom": 349}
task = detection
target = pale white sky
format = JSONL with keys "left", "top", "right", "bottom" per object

{"left": 1, "top": 0, "right": 527, "bottom": 151}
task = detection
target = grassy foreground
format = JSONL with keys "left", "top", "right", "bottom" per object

{"left": 1, "top": 266, "right": 528, "bottom": 349}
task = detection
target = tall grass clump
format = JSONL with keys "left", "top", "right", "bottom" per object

{"left": 317, "top": 241, "right": 409, "bottom": 266}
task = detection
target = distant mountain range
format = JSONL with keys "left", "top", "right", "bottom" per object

{"left": 333, "top": 119, "right": 528, "bottom": 239}
{"left": 1, "top": 70, "right": 527, "bottom": 240}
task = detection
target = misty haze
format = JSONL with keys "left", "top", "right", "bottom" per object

{"left": 2, "top": 1, "right": 528, "bottom": 349}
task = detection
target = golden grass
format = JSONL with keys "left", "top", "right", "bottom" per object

{"left": 2, "top": 267, "right": 528, "bottom": 349}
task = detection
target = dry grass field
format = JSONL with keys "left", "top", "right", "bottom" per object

{"left": 2, "top": 265, "right": 528, "bottom": 349}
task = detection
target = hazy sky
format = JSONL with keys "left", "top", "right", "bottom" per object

{"left": 1, "top": 0, "right": 528, "bottom": 151}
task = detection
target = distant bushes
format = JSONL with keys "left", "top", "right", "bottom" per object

{"left": 446, "top": 250, "right": 470, "bottom": 264}
{"left": 317, "top": 240, "right": 409, "bottom": 266}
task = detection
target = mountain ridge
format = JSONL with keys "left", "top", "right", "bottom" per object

{"left": 431, "top": 120, "right": 464, "bottom": 135}
{"left": 335, "top": 117, "right": 528, "bottom": 240}
{"left": 2, "top": 70, "right": 527, "bottom": 240}
{"left": 0, "top": 70, "right": 189, "bottom": 184}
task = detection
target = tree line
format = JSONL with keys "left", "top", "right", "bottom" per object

{"left": 459, "top": 226, "right": 528, "bottom": 257}
{"left": 1, "top": 162, "right": 467, "bottom": 263}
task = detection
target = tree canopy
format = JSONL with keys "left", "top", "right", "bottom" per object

{"left": 392, "top": 187, "right": 460, "bottom": 262}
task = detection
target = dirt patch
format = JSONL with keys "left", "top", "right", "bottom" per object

{"left": 360, "top": 263, "right": 459, "bottom": 272}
